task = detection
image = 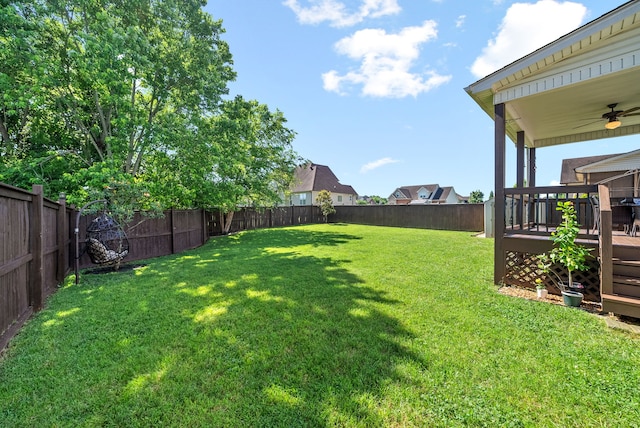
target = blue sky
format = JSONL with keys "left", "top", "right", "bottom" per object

{"left": 205, "top": 0, "right": 638, "bottom": 199}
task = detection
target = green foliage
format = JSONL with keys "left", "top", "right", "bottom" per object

{"left": 469, "top": 190, "right": 484, "bottom": 203}
{"left": 369, "top": 195, "right": 388, "bottom": 205}
{"left": 539, "top": 201, "right": 593, "bottom": 289}
{"left": 316, "top": 189, "right": 336, "bottom": 221}
{"left": 0, "top": 1, "right": 301, "bottom": 213}
{"left": 1, "top": 225, "right": 639, "bottom": 426}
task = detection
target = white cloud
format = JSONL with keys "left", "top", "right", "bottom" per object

{"left": 283, "top": 0, "right": 401, "bottom": 27}
{"left": 360, "top": 157, "right": 400, "bottom": 173}
{"left": 455, "top": 15, "right": 466, "bottom": 28}
{"left": 323, "top": 21, "right": 452, "bottom": 98}
{"left": 470, "top": 0, "right": 587, "bottom": 78}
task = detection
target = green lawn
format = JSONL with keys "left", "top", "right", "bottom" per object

{"left": 1, "top": 224, "right": 639, "bottom": 427}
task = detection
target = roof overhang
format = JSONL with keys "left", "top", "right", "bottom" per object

{"left": 465, "top": 1, "right": 640, "bottom": 148}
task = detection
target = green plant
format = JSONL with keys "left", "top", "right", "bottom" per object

{"left": 534, "top": 277, "right": 545, "bottom": 290}
{"left": 538, "top": 201, "right": 592, "bottom": 291}
{"left": 316, "top": 189, "right": 336, "bottom": 222}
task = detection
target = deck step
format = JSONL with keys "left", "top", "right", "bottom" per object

{"left": 602, "top": 293, "right": 640, "bottom": 319}
{"left": 612, "top": 275, "right": 640, "bottom": 298}
{"left": 613, "top": 245, "right": 640, "bottom": 261}
{"left": 613, "top": 259, "right": 640, "bottom": 277}
{"left": 612, "top": 275, "right": 640, "bottom": 286}
{"left": 612, "top": 258, "right": 640, "bottom": 266}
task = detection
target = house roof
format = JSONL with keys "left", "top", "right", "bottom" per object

{"left": 390, "top": 184, "right": 462, "bottom": 202}
{"left": 561, "top": 148, "right": 640, "bottom": 184}
{"left": 560, "top": 153, "right": 623, "bottom": 184}
{"left": 465, "top": 1, "right": 640, "bottom": 149}
{"left": 292, "top": 163, "right": 358, "bottom": 195}
{"left": 391, "top": 185, "right": 439, "bottom": 200}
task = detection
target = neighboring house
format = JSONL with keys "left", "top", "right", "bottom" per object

{"left": 290, "top": 163, "right": 358, "bottom": 206}
{"left": 387, "top": 184, "right": 467, "bottom": 205}
{"left": 561, "top": 149, "right": 640, "bottom": 199}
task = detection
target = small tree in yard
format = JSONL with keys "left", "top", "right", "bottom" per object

{"left": 469, "top": 190, "right": 484, "bottom": 203}
{"left": 316, "top": 190, "right": 335, "bottom": 222}
{"left": 538, "top": 201, "right": 592, "bottom": 290}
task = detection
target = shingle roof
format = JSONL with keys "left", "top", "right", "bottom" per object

{"left": 389, "top": 184, "right": 463, "bottom": 203}
{"left": 391, "top": 184, "right": 439, "bottom": 200}
{"left": 560, "top": 153, "right": 622, "bottom": 184}
{"left": 292, "top": 163, "right": 358, "bottom": 195}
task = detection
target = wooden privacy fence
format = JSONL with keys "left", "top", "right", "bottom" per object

{"left": 0, "top": 183, "right": 207, "bottom": 352}
{"left": 207, "top": 206, "right": 323, "bottom": 235}
{"left": 1, "top": 184, "right": 69, "bottom": 351}
{"left": 332, "top": 204, "right": 485, "bottom": 232}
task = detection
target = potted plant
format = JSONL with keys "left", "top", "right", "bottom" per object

{"left": 537, "top": 201, "right": 593, "bottom": 307}
{"left": 534, "top": 278, "right": 548, "bottom": 299}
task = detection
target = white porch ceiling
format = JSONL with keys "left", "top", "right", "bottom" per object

{"left": 465, "top": 1, "right": 640, "bottom": 149}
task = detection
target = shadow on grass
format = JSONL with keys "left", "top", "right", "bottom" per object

{"left": 4, "top": 226, "right": 423, "bottom": 426}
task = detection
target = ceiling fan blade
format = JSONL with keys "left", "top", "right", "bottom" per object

{"left": 573, "top": 120, "right": 602, "bottom": 129}
{"left": 622, "top": 112, "right": 640, "bottom": 117}
{"left": 620, "top": 106, "right": 640, "bottom": 116}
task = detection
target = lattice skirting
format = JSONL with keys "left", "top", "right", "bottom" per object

{"left": 504, "top": 250, "right": 600, "bottom": 302}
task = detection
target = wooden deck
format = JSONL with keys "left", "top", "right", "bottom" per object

{"left": 612, "top": 230, "right": 640, "bottom": 246}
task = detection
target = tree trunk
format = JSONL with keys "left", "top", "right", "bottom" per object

{"left": 220, "top": 211, "right": 235, "bottom": 234}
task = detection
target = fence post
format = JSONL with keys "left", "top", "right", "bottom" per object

{"left": 57, "top": 193, "right": 67, "bottom": 284}
{"left": 170, "top": 209, "right": 176, "bottom": 254}
{"left": 202, "top": 209, "right": 207, "bottom": 244}
{"left": 30, "top": 185, "right": 44, "bottom": 311}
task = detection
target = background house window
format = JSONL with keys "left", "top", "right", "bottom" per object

{"left": 299, "top": 194, "right": 307, "bottom": 205}
{"left": 338, "top": 195, "right": 343, "bottom": 202}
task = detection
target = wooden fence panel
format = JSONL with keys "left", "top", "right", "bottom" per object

{"left": 0, "top": 188, "right": 32, "bottom": 348}
{"left": 43, "top": 200, "right": 61, "bottom": 300}
{"left": 123, "top": 213, "right": 173, "bottom": 263}
{"left": 206, "top": 207, "right": 323, "bottom": 236}
{"left": 332, "top": 204, "right": 485, "bottom": 232}
{"left": 171, "top": 209, "right": 205, "bottom": 253}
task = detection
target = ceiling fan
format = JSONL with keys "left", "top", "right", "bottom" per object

{"left": 575, "top": 103, "right": 640, "bottom": 130}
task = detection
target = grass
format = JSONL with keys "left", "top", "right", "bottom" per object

{"left": 1, "top": 223, "right": 639, "bottom": 427}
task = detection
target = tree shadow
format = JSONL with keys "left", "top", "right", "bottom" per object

{"left": 3, "top": 226, "right": 424, "bottom": 426}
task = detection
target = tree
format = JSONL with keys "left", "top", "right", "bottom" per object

{"left": 369, "top": 195, "right": 387, "bottom": 205}
{"left": 188, "top": 96, "right": 299, "bottom": 233}
{"left": 316, "top": 190, "right": 336, "bottom": 222}
{"left": 0, "top": 1, "right": 303, "bottom": 216}
{"left": 0, "top": 2, "right": 47, "bottom": 159}
{"left": 469, "top": 190, "right": 484, "bottom": 203}
{"left": 40, "top": 0, "right": 235, "bottom": 174}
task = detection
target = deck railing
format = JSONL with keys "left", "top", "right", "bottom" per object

{"left": 504, "top": 185, "right": 598, "bottom": 238}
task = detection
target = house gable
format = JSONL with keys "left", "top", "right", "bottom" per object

{"left": 389, "top": 184, "right": 466, "bottom": 205}
{"left": 575, "top": 149, "right": 640, "bottom": 174}
{"left": 561, "top": 148, "right": 640, "bottom": 185}
{"left": 291, "top": 163, "right": 358, "bottom": 205}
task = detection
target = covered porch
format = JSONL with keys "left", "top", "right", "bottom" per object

{"left": 465, "top": 1, "right": 640, "bottom": 318}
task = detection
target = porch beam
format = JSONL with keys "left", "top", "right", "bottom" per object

{"left": 495, "top": 103, "right": 506, "bottom": 285}
{"left": 527, "top": 148, "right": 536, "bottom": 187}
{"left": 516, "top": 131, "right": 525, "bottom": 188}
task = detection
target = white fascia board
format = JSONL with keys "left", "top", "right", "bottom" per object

{"left": 576, "top": 148, "right": 640, "bottom": 173}
{"left": 465, "top": 1, "right": 640, "bottom": 96}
